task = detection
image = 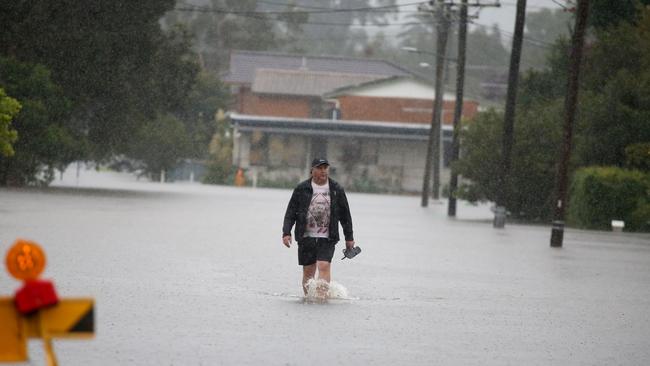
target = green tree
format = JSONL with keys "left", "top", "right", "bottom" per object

{"left": 203, "top": 113, "right": 234, "bottom": 185}
{"left": 397, "top": 16, "right": 511, "bottom": 102}
{"left": 279, "top": 0, "right": 397, "bottom": 56}
{"left": 163, "top": 0, "right": 283, "bottom": 73}
{"left": 456, "top": 5, "right": 650, "bottom": 223}
{"left": 521, "top": 8, "right": 572, "bottom": 70}
{"left": 129, "top": 114, "right": 192, "bottom": 181}
{"left": 455, "top": 104, "right": 563, "bottom": 220}
{"left": 0, "top": 58, "right": 81, "bottom": 186}
{"left": 625, "top": 143, "right": 650, "bottom": 171}
{"left": 0, "top": 88, "right": 20, "bottom": 157}
{"left": 0, "top": 0, "right": 198, "bottom": 161}
{"left": 179, "top": 71, "right": 231, "bottom": 160}
{"left": 517, "top": 37, "right": 571, "bottom": 108}
{"left": 574, "top": 8, "right": 650, "bottom": 167}
{"left": 589, "top": 0, "right": 650, "bottom": 29}
{"left": 275, "top": 1, "right": 310, "bottom": 53}
{"left": 167, "top": 0, "right": 397, "bottom": 59}
{"left": 464, "top": 25, "right": 510, "bottom": 69}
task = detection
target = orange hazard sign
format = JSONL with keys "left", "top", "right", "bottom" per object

{"left": 6, "top": 238, "right": 47, "bottom": 281}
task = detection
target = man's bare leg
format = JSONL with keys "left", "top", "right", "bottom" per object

{"left": 302, "top": 264, "right": 316, "bottom": 295}
{"left": 316, "top": 261, "right": 331, "bottom": 298}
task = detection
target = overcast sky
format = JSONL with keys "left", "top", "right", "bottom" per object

{"left": 395, "top": 0, "right": 564, "bottom": 33}
{"left": 470, "top": 0, "right": 564, "bottom": 31}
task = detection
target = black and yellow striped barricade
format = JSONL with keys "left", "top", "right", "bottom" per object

{"left": 1, "top": 239, "right": 94, "bottom": 365}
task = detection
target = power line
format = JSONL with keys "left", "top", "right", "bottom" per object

{"left": 256, "top": 0, "right": 335, "bottom": 10}
{"left": 171, "top": 6, "right": 430, "bottom": 27}
{"left": 174, "top": 1, "right": 429, "bottom": 15}
{"left": 470, "top": 20, "right": 555, "bottom": 48}
{"left": 172, "top": 6, "right": 427, "bottom": 17}
{"left": 256, "top": 0, "right": 426, "bottom": 11}
{"left": 499, "top": 0, "right": 561, "bottom": 10}
{"left": 172, "top": 2, "right": 559, "bottom": 50}
{"left": 302, "top": 21, "right": 425, "bottom": 27}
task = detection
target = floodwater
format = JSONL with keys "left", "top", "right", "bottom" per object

{"left": 1, "top": 168, "right": 650, "bottom": 365}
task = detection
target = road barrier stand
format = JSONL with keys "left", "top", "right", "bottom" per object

{"left": 1, "top": 239, "right": 95, "bottom": 366}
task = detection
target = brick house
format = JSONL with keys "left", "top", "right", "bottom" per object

{"left": 324, "top": 76, "right": 479, "bottom": 125}
{"left": 224, "top": 50, "right": 479, "bottom": 193}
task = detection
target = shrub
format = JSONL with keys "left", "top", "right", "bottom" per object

{"left": 568, "top": 167, "right": 650, "bottom": 231}
{"left": 625, "top": 143, "right": 650, "bottom": 171}
{"left": 629, "top": 203, "right": 650, "bottom": 232}
{"left": 203, "top": 163, "right": 236, "bottom": 185}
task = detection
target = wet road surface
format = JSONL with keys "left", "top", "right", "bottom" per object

{"left": 1, "top": 170, "right": 649, "bottom": 365}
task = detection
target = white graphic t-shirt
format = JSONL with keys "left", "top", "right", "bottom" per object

{"left": 305, "top": 180, "right": 330, "bottom": 238}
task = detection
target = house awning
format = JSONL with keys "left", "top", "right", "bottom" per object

{"left": 229, "top": 113, "right": 452, "bottom": 141}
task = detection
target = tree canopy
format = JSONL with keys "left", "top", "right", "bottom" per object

{"left": 0, "top": 88, "right": 20, "bottom": 157}
{"left": 0, "top": 0, "right": 200, "bottom": 161}
{"left": 455, "top": 4, "right": 650, "bottom": 221}
{"left": 0, "top": 57, "right": 79, "bottom": 185}
{"left": 0, "top": 0, "right": 234, "bottom": 185}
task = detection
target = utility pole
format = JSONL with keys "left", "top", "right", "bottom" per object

{"left": 419, "top": 0, "right": 500, "bottom": 208}
{"left": 447, "top": 0, "right": 468, "bottom": 217}
{"left": 550, "top": 0, "right": 590, "bottom": 248}
{"left": 430, "top": 2, "right": 450, "bottom": 202}
{"left": 445, "top": 0, "right": 500, "bottom": 216}
{"left": 493, "top": 0, "right": 526, "bottom": 228}
{"left": 422, "top": 0, "right": 450, "bottom": 206}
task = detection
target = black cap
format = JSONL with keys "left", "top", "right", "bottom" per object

{"left": 311, "top": 158, "right": 329, "bottom": 168}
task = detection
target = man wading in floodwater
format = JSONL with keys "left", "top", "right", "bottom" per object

{"left": 282, "top": 158, "right": 355, "bottom": 298}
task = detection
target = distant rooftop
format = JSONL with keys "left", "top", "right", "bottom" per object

{"left": 251, "top": 68, "right": 389, "bottom": 97}
{"left": 224, "top": 49, "right": 415, "bottom": 85}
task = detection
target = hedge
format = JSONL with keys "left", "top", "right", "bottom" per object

{"left": 568, "top": 167, "right": 650, "bottom": 231}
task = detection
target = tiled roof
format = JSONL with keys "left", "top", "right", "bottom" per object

{"left": 224, "top": 50, "right": 414, "bottom": 85}
{"left": 251, "top": 69, "right": 389, "bottom": 96}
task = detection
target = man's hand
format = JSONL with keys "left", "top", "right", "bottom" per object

{"left": 345, "top": 240, "right": 355, "bottom": 250}
{"left": 282, "top": 235, "right": 292, "bottom": 248}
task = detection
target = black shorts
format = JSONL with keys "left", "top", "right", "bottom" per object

{"left": 297, "top": 238, "right": 336, "bottom": 266}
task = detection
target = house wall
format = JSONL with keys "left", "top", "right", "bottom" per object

{"left": 234, "top": 129, "right": 451, "bottom": 193}
{"left": 326, "top": 138, "right": 430, "bottom": 192}
{"left": 336, "top": 95, "right": 479, "bottom": 125}
{"left": 342, "top": 78, "right": 450, "bottom": 99}
{"left": 238, "top": 88, "right": 315, "bottom": 118}
{"left": 234, "top": 86, "right": 480, "bottom": 126}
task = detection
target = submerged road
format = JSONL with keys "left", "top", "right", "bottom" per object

{"left": 1, "top": 169, "right": 649, "bottom": 365}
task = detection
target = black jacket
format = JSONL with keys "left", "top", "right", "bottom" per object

{"left": 282, "top": 178, "right": 354, "bottom": 243}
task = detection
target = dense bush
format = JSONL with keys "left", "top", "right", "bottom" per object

{"left": 203, "top": 164, "right": 236, "bottom": 185}
{"left": 630, "top": 202, "right": 650, "bottom": 232}
{"left": 568, "top": 167, "right": 650, "bottom": 231}
{"left": 625, "top": 143, "right": 650, "bottom": 171}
